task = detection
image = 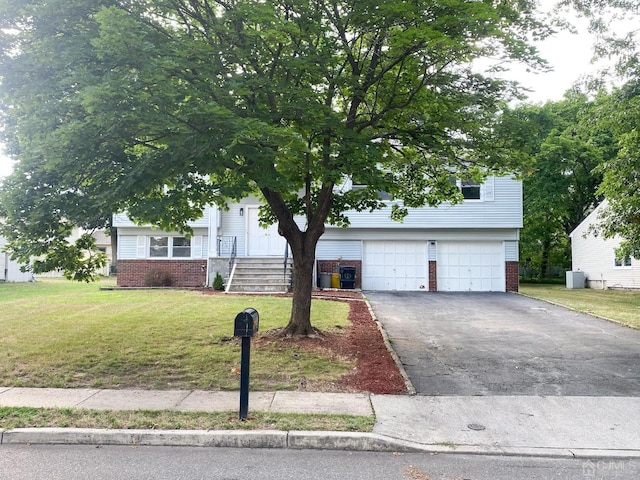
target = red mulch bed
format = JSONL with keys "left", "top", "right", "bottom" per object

{"left": 199, "top": 288, "right": 408, "bottom": 394}
{"left": 334, "top": 297, "right": 408, "bottom": 394}
{"left": 257, "top": 290, "right": 408, "bottom": 395}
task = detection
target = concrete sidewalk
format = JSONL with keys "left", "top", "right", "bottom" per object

{"left": 1, "top": 387, "right": 639, "bottom": 458}
{"left": 0, "top": 387, "right": 372, "bottom": 416}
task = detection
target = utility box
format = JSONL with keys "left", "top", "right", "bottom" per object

{"left": 234, "top": 308, "right": 260, "bottom": 337}
{"left": 566, "top": 271, "right": 585, "bottom": 289}
{"left": 339, "top": 265, "right": 356, "bottom": 289}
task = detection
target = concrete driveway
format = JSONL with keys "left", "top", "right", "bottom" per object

{"left": 366, "top": 291, "right": 640, "bottom": 396}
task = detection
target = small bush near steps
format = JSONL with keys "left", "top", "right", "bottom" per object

{"left": 213, "top": 272, "right": 225, "bottom": 290}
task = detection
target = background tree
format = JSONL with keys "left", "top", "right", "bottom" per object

{"left": 591, "top": 81, "right": 640, "bottom": 257}
{"left": 501, "top": 93, "right": 611, "bottom": 279}
{"left": 0, "top": 0, "right": 552, "bottom": 335}
{"left": 563, "top": 0, "right": 640, "bottom": 257}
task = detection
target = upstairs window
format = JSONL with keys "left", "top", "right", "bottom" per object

{"left": 450, "top": 177, "right": 482, "bottom": 200}
{"left": 461, "top": 180, "right": 481, "bottom": 200}
{"left": 351, "top": 184, "right": 392, "bottom": 200}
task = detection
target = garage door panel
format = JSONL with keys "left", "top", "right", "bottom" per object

{"left": 437, "top": 241, "right": 505, "bottom": 292}
{"left": 363, "top": 241, "right": 428, "bottom": 291}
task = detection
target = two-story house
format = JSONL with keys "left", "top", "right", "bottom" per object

{"left": 114, "top": 175, "right": 522, "bottom": 292}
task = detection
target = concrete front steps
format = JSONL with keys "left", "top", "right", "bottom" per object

{"left": 226, "top": 257, "right": 293, "bottom": 293}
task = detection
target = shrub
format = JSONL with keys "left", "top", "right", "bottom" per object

{"left": 212, "top": 272, "right": 225, "bottom": 290}
{"left": 144, "top": 269, "right": 173, "bottom": 287}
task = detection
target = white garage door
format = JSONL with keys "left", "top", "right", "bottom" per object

{"left": 437, "top": 241, "right": 505, "bottom": 292}
{"left": 363, "top": 241, "right": 428, "bottom": 291}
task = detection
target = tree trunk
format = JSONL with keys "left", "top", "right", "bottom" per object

{"left": 278, "top": 220, "right": 325, "bottom": 336}
{"left": 109, "top": 226, "right": 118, "bottom": 272}
{"left": 539, "top": 238, "right": 551, "bottom": 280}
{"left": 284, "top": 241, "right": 316, "bottom": 336}
{"left": 261, "top": 185, "right": 333, "bottom": 336}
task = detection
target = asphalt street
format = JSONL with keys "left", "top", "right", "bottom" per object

{"left": 366, "top": 291, "right": 640, "bottom": 396}
{"left": 2, "top": 445, "right": 634, "bottom": 480}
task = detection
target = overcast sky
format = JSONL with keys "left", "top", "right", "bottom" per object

{"left": 0, "top": 5, "right": 609, "bottom": 180}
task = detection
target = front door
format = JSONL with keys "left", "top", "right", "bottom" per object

{"left": 246, "top": 207, "right": 287, "bottom": 256}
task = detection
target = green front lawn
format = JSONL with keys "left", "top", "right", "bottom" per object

{"left": 519, "top": 284, "right": 640, "bottom": 330}
{"left": 0, "top": 278, "right": 352, "bottom": 390}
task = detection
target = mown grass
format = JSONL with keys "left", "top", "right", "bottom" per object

{"left": 0, "top": 278, "right": 352, "bottom": 390}
{"left": 519, "top": 284, "right": 640, "bottom": 330}
{"left": 0, "top": 407, "right": 374, "bottom": 432}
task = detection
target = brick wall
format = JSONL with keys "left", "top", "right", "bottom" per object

{"left": 316, "top": 260, "right": 362, "bottom": 289}
{"left": 428, "top": 261, "right": 437, "bottom": 291}
{"left": 117, "top": 260, "right": 207, "bottom": 288}
{"left": 505, "top": 261, "right": 519, "bottom": 292}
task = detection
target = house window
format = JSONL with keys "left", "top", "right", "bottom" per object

{"left": 449, "top": 177, "right": 482, "bottom": 200}
{"left": 614, "top": 249, "right": 632, "bottom": 267}
{"left": 149, "top": 237, "right": 191, "bottom": 258}
{"left": 351, "top": 185, "right": 392, "bottom": 200}
{"left": 149, "top": 237, "right": 169, "bottom": 257}
{"left": 172, "top": 237, "right": 191, "bottom": 257}
{"left": 461, "top": 180, "right": 481, "bottom": 200}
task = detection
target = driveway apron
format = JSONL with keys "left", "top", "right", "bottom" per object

{"left": 366, "top": 291, "right": 640, "bottom": 396}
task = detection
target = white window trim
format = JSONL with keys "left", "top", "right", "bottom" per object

{"left": 613, "top": 250, "right": 633, "bottom": 268}
{"left": 147, "top": 236, "right": 194, "bottom": 259}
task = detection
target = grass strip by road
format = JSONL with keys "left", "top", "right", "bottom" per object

{"left": 0, "top": 279, "right": 351, "bottom": 390}
{"left": 0, "top": 407, "right": 374, "bottom": 432}
{"left": 519, "top": 284, "right": 640, "bottom": 330}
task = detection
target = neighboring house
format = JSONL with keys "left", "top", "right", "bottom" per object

{"left": 570, "top": 202, "right": 639, "bottom": 290}
{"left": 34, "top": 228, "right": 114, "bottom": 278}
{"left": 92, "top": 229, "right": 115, "bottom": 277}
{"left": 0, "top": 235, "right": 33, "bottom": 282}
{"left": 114, "top": 175, "right": 522, "bottom": 292}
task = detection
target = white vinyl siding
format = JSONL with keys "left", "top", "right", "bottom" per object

{"left": 362, "top": 241, "right": 428, "bottom": 291}
{"left": 570, "top": 202, "right": 639, "bottom": 289}
{"left": 505, "top": 241, "right": 519, "bottom": 262}
{"left": 113, "top": 210, "right": 210, "bottom": 228}
{"left": 316, "top": 240, "right": 362, "bottom": 260}
{"left": 336, "top": 176, "right": 520, "bottom": 229}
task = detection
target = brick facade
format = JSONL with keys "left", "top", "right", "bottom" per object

{"left": 316, "top": 260, "right": 362, "bottom": 289}
{"left": 117, "top": 260, "right": 207, "bottom": 288}
{"left": 505, "top": 261, "right": 519, "bottom": 292}
{"left": 428, "top": 261, "right": 437, "bottom": 291}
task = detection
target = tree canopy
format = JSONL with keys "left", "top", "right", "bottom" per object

{"left": 0, "top": 0, "right": 552, "bottom": 333}
{"left": 561, "top": 0, "right": 640, "bottom": 257}
{"left": 501, "top": 93, "right": 612, "bottom": 279}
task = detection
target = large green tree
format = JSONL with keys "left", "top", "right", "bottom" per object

{"left": 501, "top": 93, "right": 611, "bottom": 278}
{"left": 0, "top": 0, "right": 551, "bottom": 334}
{"left": 564, "top": 0, "right": 640, "bottom": 257}
{"left": 591, "top": 81, "right": 640, "bottom": 258}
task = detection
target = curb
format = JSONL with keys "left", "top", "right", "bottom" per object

{"left": 364, "top": 297, "right": 416, "bottom": 395}
{"left": 2, "top": 428, "right": 639, "bottom": 459}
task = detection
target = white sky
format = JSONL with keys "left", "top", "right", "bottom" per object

{"left": 0, "top": 4, "right": 619, "bottom": 180}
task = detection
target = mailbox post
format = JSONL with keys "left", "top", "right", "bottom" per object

{"left": 233, "top": 308, "right": 259, "bottom": 420}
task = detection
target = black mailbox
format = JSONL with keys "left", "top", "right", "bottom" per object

{"left": 234, "top": 308, "right": 259, "bottom": 337}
